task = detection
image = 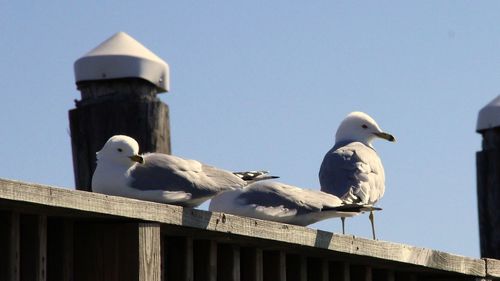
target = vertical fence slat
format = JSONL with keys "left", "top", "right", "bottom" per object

{"left": 62, "top": 221, "right": 74, "bottom": 281}
{"left": 321, "top": 259, "right": 329, "bottom": 281}
{"left": 74, "top": 222, "right": 139, "bottom": 281}
{"left": 165, "top": 236, "right": 194, "bottom": 281}
{"left": 307, "top": 257, "right": 329, "bottom": 281}
{"left": 11, "top": 213, "right": 20, "bottom": 281}
{"left": 138, "top": 223, "right": 161, "bottom": 281}
{"left": 185, "top": 237, "right": 194, "bottom": 281}
{"left": 284, "top": 254, "right": 305, "bottom": 281}
{"left": 263, "top": 251, "right": 285, "bottom": 281}
{"left": 372, "top": 269, "right": 395, "bottom": 281}
{"left": 394, "top": 272, "right": 417, "bottom": 281}
{"left": 217, "top": 244, "right": 241, "bottom": 281}
{"left": 20, "top": 214, "right": 47, "bottom": 281}
{"left": 0, "top": 212, "right": 20, "bottom": 281}
{"left": 330, "top": 262, "right": 350, "bottom": 281}
{"left": 38, "top": 216, "right": 47, "bottom": 281}
{"left": 241, "top": 248, "right": 263, "bottom": 281}
{"left": 194, "top": 240, "right": 217, "bottom": 281}
{"left": 351, "top": 265, "right": 372, "bottom": 281}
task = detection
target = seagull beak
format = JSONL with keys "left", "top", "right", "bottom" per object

{"left": 373, "top": 132, "right": 396, "bottom": 142}
{"left": 129, "top": 155, "right": 144, "bottom": 164}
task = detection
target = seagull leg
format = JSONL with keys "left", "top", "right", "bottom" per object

{"left": 341, "top": 217, "right": 345, "bottom": 234}
{"left": 369, "top": 210, "right": 376, "bottom": 240}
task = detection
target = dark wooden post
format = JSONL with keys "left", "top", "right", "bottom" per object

{"left": 69, "top": 32, "right": 171, "bottom": 191}
{"left": 477, "top": 95, "right": 500, "bottom": 258}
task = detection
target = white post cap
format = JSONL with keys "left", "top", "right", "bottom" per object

{"left": 74, "top": 32, "right": 169, "bottom": 92}
{"left": 477, "top": 95, "right": 500, "bottom": 132}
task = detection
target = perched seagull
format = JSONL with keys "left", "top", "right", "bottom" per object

{"left": 319, "top": 112, "right": 395, "bottom": 239}
{"left": 92, "top": 135, "right": 277, "bottom": 207}
{"left": 209, "top": 181, "right": 375, "bottom": 226}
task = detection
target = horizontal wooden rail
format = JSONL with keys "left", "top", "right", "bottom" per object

{"left": 0, "top": 178, "right": 497, "bottom": 280}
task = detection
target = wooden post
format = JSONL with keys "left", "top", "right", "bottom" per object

{"left": 138, "top": 223, "right": 161, "bottom": 281}
{"left": 477, "top": 96, "right": 500, "bottom": 258}
{"left": 70, "top": 32, "right": 171, "bottom": 191}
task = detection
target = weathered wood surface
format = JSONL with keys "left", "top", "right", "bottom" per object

{"left": 0, "top": 178, "right": 494, "bottom": 278}
{"left": 138, "top": 223, "right": 161, "bottom": 281}
{"left": 69, "top": 78, "right": 171, "bottom": 191}
{"left": 486, "top": 258, "right": 500, "bottom": 278}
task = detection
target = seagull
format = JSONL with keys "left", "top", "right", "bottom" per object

{"left": 92, "top": 135, "right": 277, "bottom": 207}
{"left": 319, "top": 112, "right": 395, "bottom": 239}
{"left": 209, "top": 181, "right": 375, "bottom": 226}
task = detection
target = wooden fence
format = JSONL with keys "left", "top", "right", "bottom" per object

{"left": 0, "top": 178, "right": 497, "bottom": 281}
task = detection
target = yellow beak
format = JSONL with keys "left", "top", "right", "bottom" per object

{"left": 129, "top": 155, "right": 144, "bottom": 164}
{"left": 373, "top": 132, "right": 396, "bottom": 142}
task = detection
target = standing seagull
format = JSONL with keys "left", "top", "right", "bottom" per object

{"left": 319, "top": 112, "right": 395, "bottom": 239}
{"left": 209, "top": 181, "right": 375, "bottom": 226}
{"left": 92, "top": 135, "right": 276, "bottom": 207}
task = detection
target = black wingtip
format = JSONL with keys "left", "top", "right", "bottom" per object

{"left": 323, "top": 205, "right": 382, "bottom": 213}
{"left": 233, "top": 171, "right": 279, "bottom": 182}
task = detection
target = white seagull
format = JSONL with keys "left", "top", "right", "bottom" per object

{"left": 209, "top": 181, "right": 375, "bottom": 226}
{"left": 92, "top": 135, "right": 277, "bottom": 207}
{"left": 319, "top": 112, "right": 395, "bottom": 239}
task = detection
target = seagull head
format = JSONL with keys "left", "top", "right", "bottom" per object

{"left": 96, "top": 135, "right": 144, "bottom": 166}
{"left": 335, "top": 112, "right": 395, "bottom": 147}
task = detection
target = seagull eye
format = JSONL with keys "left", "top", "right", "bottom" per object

{"left": 362, "top": 124, "right": 368, "bottom": 129}
{"left": 117, "top": 148, "right": 123, "bottom": 152}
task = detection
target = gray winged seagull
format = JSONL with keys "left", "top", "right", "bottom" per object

{"left": 319, "top": 112, "right": 395, "bottom": 239}
{"left": 209, "top": 181, "right": 376, "bottom": 226}
{"left": 92, "top": 135, "right": 277, "bottom": 207}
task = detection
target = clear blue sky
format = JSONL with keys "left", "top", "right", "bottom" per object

{"left": 1, "top": 1, "right": 498, "bottom": 258}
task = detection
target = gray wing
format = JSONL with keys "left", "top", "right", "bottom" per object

{"left": 237, "top": 181, "right": 343, "bottom": 216}
{"left": 319, "top": 142, "right": 385, "bottom": 205}
{"left": 129, "top": 153, "right": 245, "bottom": 198}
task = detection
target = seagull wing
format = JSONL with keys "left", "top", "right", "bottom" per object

{"left": 319, "top": 142, "right": 385, "bottom": 205}
{"left": 129, "top": 153, "right": 245, "bottom": 197}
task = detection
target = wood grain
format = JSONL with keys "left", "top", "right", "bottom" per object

{"left": 69, "top": 78, "right": 171, "bottom": 191}
{"left": 0, "top": 178, "right": 490, "bottom": 278}
{"left": 138, "top": 223, "right": 161, "bottom": 281}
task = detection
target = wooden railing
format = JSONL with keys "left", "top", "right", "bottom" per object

{"left": 0, "top": 178, "right": 497, "bottom": 281}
